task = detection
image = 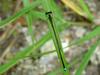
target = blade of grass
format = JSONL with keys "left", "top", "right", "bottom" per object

{"left": 0, "top": 0, "right": 40, "bottom": 28}
{"left": 31, "top": 11, "right": 47, "bottom": 21}
{"left": 61, "top": 0, "right": 85, "bottom": 16}
{"left": 17, "top": 50, "right": 56, "bottom": 60}
{"left": 23, "top": 0, "right": 34, "bottom": 44}
{"left": 79, "top": 0, "right": 94, "bottom": 21}
{"left": 69, "top": 26, "right": 100, "bottom": 47}
{"left": 61, "top": 0, "right": 94, "bottom": 21}
{"left": 75, "top": 40, "right": 100, "bottom": 75}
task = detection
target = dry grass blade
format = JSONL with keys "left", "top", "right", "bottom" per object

{"left": 61, "top": 0, "right": 85, "bottom": 16}
{"left": 0, "top": 38, "right": 16, "bottom": 59}
{"left": 0, "top": 25, "right": 16, "bottom": 41}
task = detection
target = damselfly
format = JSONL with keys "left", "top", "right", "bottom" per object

{"left": 45, "top": 11, "right": 69, "bottom": 73}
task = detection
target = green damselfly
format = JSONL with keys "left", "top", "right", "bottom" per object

{"left": 45, "top": 11, "right": 69, "bottom": 73}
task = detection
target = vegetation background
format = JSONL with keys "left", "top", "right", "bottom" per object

{"left": 0, "top": 0, "right": 100, "bottom": 75}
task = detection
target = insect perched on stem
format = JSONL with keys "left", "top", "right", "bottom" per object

{"left": 45, "top": 11, "right": 70, "bottom": 74}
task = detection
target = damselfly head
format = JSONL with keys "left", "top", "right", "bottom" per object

{"left": 45, "top": 11, "right": 52, "bottom": 15}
